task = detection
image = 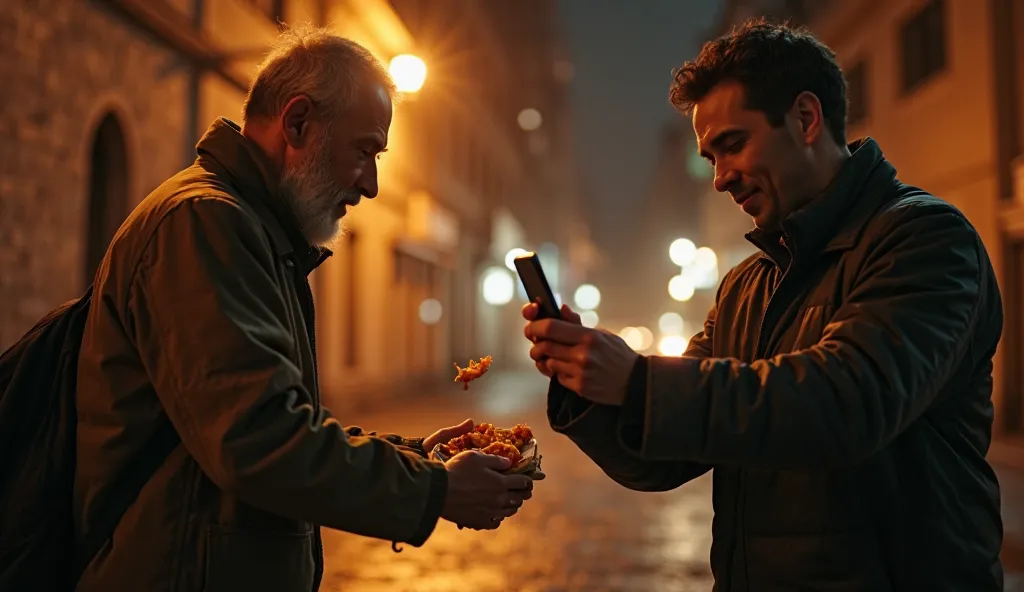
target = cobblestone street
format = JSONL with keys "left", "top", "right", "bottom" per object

{"left": 321, "top": 370, "right": 1024, "bottom": 592}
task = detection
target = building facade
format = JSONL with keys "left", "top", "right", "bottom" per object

{"left": 709, "top": 0, "right": 1024, "bottom": 444}
{"left": 0, "top": 0, "right": 592, "bottom": 412}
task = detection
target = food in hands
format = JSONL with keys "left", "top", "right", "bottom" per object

{"left": 453, "top": 355, "right": 493, "bottom": 390}
{"left": 480, "top": 442, "right": 522, "bottom": 467}
{"left": 441, "top": 423, "right": 532, "bottom": 458}
{"left": 435, "top": 423, "right": 543, "bottom": 478}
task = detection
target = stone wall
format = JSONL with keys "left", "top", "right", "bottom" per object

{"left": 0, "top": 0, "right": 190, "bottom": 349}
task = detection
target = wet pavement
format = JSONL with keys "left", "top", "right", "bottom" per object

{"left": 320, "top": 369, "right": 1024, "bottom": 592}
{"left": 321, "top": 369, "right": 714, "bottom": 592}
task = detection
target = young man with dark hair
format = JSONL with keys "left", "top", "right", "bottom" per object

{"left": 523, "top": 20, "right": 1004, "bottom": 590}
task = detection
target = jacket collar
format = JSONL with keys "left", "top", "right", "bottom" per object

{"left": 194, "top": 118, "right": 331, "bottom": 275}
{"left": 746, "top": 138, "right": 898, "bottom": 269}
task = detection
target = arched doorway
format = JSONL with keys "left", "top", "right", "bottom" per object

{"left": 85, "top": 112, "right": 129, "bottom": 286}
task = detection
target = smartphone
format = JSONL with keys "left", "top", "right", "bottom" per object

{"left": 513, "top": 252, "right": 561, "bottom": 320}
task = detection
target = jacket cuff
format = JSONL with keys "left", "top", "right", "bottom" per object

{"left": 399, "top": 437, "right": 427, "bottom": 458}
{"left": 641, "top": 355, "right": 706, "bottom": 461}
{"left": 347, "top": 427, "right": 428, "bottom": 459}
{"left": 547, "top": 378, "right": 597, "bottom": 433}
{"left": 617, "top": 356, "right": 649, "bottom": 453}
{"left": 406, "top": 461, "right": 448, "bottom": 547}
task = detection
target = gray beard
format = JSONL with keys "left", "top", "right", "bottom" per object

{"left": 278, "top": 134, "right": 358, "bottom": 248}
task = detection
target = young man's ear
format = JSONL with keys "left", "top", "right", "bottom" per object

{"left": 790, "top": 91, "right": 824, "bottom": 145}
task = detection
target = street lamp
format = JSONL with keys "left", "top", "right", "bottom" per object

{"left": 504, "top": 247, "right": 529, "bottom": 271}
{"left": 619, "top": 327, "right": 644, "bottom": 351}
{"left": 669, "top": 238, "right": 697, "bottom": 267}
{"left": 389, "top": 54, "right": 427, "bottom": 93}
{"left": 517, "top": 108, "right": 542, "bottom": 131}
{"left": 668, "top": 275, "right": 695, "bottom": 302}
{"left": 418, "top": 298, "right": 443, "bottom": 324}
{"left": 658, "top": 335, "right": 689, "bottom": 356}
{"left": 658, "top": 312, "right": 684, "bottom": 335}
{"left": 573, "top": 284, "right": 601, "bottom": 310}
{"left": 481, "top": 266, "right": 514, "bottom": 306}
{"left": 693, "top": 246, "right": 718, "bottom": 271}
{"left": 635, "top": 326, "right": 654, "bottom": 351}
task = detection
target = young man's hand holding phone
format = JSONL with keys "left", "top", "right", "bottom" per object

{"left": 516, "top": 252, "right": 639, "bottom": 405}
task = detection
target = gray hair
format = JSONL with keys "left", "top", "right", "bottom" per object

{"left": 242, "top": 23, "right": 397, "bottom": 124}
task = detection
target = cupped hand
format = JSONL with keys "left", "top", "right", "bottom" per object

{"left": 441, "top": 450, "right": 535, "bottom": 531}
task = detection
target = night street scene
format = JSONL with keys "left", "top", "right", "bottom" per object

{"left": 2, "top": 0, "right": 1024, "bottom": 590}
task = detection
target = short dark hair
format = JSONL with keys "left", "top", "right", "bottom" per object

{"left": 669, "top": 19, "right": 849, "bottom": 147}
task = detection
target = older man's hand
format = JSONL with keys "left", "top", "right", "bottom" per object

{"left": 422, "top": 418, "right": 475, "bottom": 454}
{"left": 521, "top": 302, "right": 638, "bottom": 406}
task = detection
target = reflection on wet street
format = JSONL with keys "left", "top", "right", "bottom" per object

{"left": 320, "top": 371, "right": 715, "bottom": 592}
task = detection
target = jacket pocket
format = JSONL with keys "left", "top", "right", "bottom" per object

{"left": 203, "top": 525, "right": 314, "bottom": 592}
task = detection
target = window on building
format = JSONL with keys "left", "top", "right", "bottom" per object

{"left": 899, "top": 0, "right": 947, "bottom": 93}
{"left": 846, "top": 60, "right": 869, "bottom": 126}
{"left": 85, "top": 112, "right": 130, "bottom": 286}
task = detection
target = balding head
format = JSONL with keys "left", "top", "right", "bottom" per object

{"left": 241, "top": 25, "right": 396, "bottom": 247}
{"left": 242, "top": 24, "right": 396, "bottom": 124}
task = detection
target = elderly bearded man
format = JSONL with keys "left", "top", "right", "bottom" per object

{"left": 73, "top": 25, "right": 533, "bottom": 592}
{"left": 524, "top": 20, "right": 1004, "bottom": 592}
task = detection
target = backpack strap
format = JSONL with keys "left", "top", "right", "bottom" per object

{"left": 72, "top": 419, "right": 180, "bottom": 583}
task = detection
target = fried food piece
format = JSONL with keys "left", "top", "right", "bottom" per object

{"left": 453, "top": 355, "right": 493, "bottom": 390}
{"left": 439, "top": 423, "right": 534, "bottom": 459}
{"left": 481, "top": 441, "right": 522, "bottom": 466}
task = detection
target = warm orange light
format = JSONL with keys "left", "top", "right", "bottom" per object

{"left": 389, "top": 54, "right": 426, "bottom": 93}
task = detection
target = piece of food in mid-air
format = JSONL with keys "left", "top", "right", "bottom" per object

{"left": 453, "top": 355, "right": 493, "bottom": 390}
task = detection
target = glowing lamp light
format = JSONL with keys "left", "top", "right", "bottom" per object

{"left": 669, "top": 238, "right": 697, "bottom": 266}
{"left": 658, "top": 335, "right": 689, "bottom": 356}
{"left": 693, "top": 247, "right": 718, "bottom": 271}
{"left": 619, "top": 327, "right": 644, "bottom": 351}
{"left": 418, "top": 298, "right": 443, "bottom": 324}
{"left": 389, "top": 54, "right": 427, "bottom": 93}
{"left": 481, "top": 267, "right": 514, "bottom": 306}
{"left": 573, "top": 284, "right": 601, "bottom": 310}
{"left": 658, "top": 312, "right": 684, "bottom": 335}
{"left": 668, "top": 275, "right": 695, "bottom": 302}
{"left": 635, "top": 326, "right": 654, "bottom": 351}
{"left": 580, "top": 310, "right": 599, "bottom": 328}
{"left": 517, "top": 108, "right": 543, "bottom": 131}
{"left": 682, "top": 264, "right": 719, "bottom": 290}
{"left": 504, "top": 247, "right": 529, "bottom": 271}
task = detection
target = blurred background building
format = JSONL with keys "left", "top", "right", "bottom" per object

{"left": 0, "top": 0, "right": 598, "bottom": 413}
